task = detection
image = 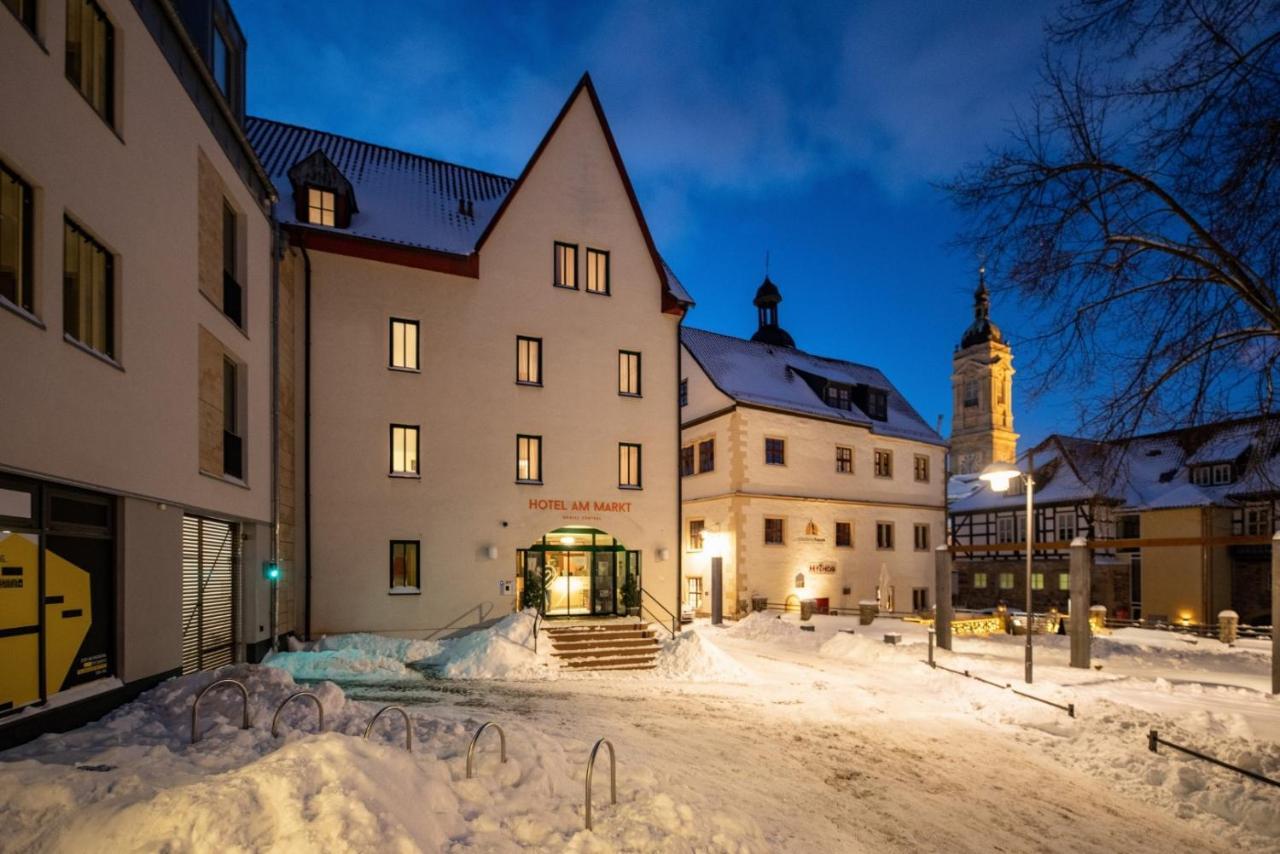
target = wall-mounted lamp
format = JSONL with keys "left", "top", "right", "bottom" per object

{"left": 486, "top": 545, "right": 499, "bottom": 560}
{"left": 657, "top": 547, "right": 670, "bottom": 562}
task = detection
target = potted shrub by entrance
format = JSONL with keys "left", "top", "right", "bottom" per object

{"left": 622, "top": 571, "right": 641, "bottom": 617}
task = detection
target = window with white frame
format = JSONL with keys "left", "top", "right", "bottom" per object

{"left": 913, "top": 523, "right": 929, "bottom": 551}
{"left": 1245, "top": 505, "right": 1271, "bottom": 536}
{"left": 1055, "top": 511, "right": 1076, "bottom": 542}
{"left": 996, "top": 515, "right": 1016, "bottom": 544}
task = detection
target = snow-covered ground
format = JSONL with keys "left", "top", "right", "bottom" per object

{"left": 1, "top": 611, "right": 1275, "bottom": 851}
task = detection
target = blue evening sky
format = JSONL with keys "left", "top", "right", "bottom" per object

{"left": 236, "top": 0, "right": 1071, "bottom": 448}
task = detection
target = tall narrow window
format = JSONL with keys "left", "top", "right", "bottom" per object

{"left": 619, "top": 443, "right": 641, "bottom": 489}
{"left": 307, "top": 187, "right": 335, "bottom": 226}
{"left": 390, "top": 318, "right": 419, "bottom": 370}
{"left": 765, "top": 437, "right": 785, "bottom": 465}
{"left": 553, "top": 241, "right": 577, "bottom": 289}
{"left": 876, "top": 522, "right": 894, "bottom": 550}
{"left": 222, "top": 202, "right": 242, "bottom": 326}
{"left": 66, "top": 0, "right": 113, "bottom": 124}
{"left": 63, "top": 218, "right": 114, "bottom": 358}
{"left": 914, "top": 454, "right": 930, "bottom": 482}
{"left": 618, "top": 350, "right": 641, "bottom": 396}
{"left": 390, "top": 425, "right": 419, "bottom": 475}
{"left": 680, "top": 445, "right": 695, "bottom": 477}
{"left": 4, "top": 0, "right": 37, "bottom": 33}
{"left": 698, "top": 439, "right": 714, "bottom": 473}
{"left": 516, "top": 336, "right": 542, "bottom": 385}
{"left": 679, "top": 378, "right": 688, "bottom": 407}
{"left": 0, "top": 161, "right": 33, "bottom": 314}
{"left": 517, "top": 434, "right": 542, "bottom": 483}
{"left": 764, "top": 517, "right": 784, "bottom": 545}
{"left": 874, "top": 449, "right": 893, "bottom": 478}
{"left": 688, "top": 519, "right": 705, "bottom": 552}
{"left": 586, "top": 247, "right": 609, "bottom": 294}
{"left": 836, "top": 521, "right": 852, "bottom": 548}
{"left": 913, "top": 523, "right": 929, "bottom": 551}
{"left": 963, "top": 379, "right": 978, "bottom": 407}
{"left": 836, "top": 446, "right": 853, "bottom": 474}
{"left": 222, "top": 358, "right": 242, "bottom": 479}
{"left": 390, "top": 540, "right": 420, "bottom": 592}
{"left": 212, "top": 25, "right": 231, "bottom": 97}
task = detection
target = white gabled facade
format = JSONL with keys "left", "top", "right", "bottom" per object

{"left": 679, "top": 286, "right": 947, "bottom": 618}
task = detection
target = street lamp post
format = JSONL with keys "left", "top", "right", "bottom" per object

{"left": 979, "top": 459, "right": 1036, "bottom": 684}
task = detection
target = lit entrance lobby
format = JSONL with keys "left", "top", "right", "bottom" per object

{"left": 518, "top": 527, "right": 640, "bottom": 617}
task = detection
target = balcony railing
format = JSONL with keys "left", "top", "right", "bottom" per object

{"left": 222, "top": 272, "right": 243, "bottom": 327}
{"left": 223, "top": 430, "right": 243, "bottom": 480}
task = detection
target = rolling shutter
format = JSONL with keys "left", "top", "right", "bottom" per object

{"left": 181, "top": 515, "right": 238, "bottom": 674}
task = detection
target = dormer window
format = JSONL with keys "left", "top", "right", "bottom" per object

{"left": 1192, "top": 463, "right": 1233, "bottom": 486}
{"left": 864, "top": 388, "right": 888, "bottom": 421}
{"left": 824, "top": 383, "right": 852, "bottom": 411}
{"left": 307, "top": 188, "right": 336, "bottom": 226}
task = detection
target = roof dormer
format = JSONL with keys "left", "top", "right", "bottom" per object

{"left": 287, "top": 149, "right": 357, "bottom": 228}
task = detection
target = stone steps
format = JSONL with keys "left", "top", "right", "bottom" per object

{"left": 545, "top": 621, "right": 660, "bottom": 671}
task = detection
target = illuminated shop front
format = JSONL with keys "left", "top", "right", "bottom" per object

{"left": 517, "top": 527, "right": 640, "bottom": 617}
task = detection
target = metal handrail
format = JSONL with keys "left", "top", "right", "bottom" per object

{"left": 191, "top": 678, "right": 250, "bottom": 744}
{"left": 466, "top": 721, "right": 508, "bottom": 779}
{"left": 639, "top": 588, "right": 677, "bottom": 637}
{"left": 271, "top": 690, "right": 324, "bottom": 737}
{"left": 1148, "top": 729, "right": 1280, "bottom": 788}
{"left": 363, "top": 705, "right": 412, "bottom": 752}
{"left": 584, "top": 737, "right": 616, "bottom": 831}
{"left": 532, "top": 611, "right": 543, "bottom": 654}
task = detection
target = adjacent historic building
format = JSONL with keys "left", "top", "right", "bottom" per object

{"left": 680, "top": 278, "right": 947, "bottom": 618}
{"left": 950, "top": 270, "right": 1017, "bottom": 474}
{"left": 949, "top": 417, "right": 1278, "bottom": 625}
{"left": 249, "top": 75, "right": 690, "bottom": 637}
{"left": 0, "top": 0, "right": 283, "bottom": 743}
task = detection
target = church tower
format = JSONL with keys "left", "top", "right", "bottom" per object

{"left": 950, "top": 268, "right": 1018, "bottom": 474}
{"left": 750, "top": 275, "right": 796, "bottom": 348}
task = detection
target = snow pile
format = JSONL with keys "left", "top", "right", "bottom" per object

{"left": 725, "top": 611, "right": 815, "bottom": 644}
{"left": 818, "top": 630, "right": 912, "bottom": 666}
{"left": 264, "top": 647, "right": 414, "bottom": 684}
{"left": 420, "top": 609, "right": 559, "bottom": 680}
{"left": 316, "top": 632, "right": 441, "bottom": 663}
{"left": 651, "top": 630, "right": 751, "bottom": 682}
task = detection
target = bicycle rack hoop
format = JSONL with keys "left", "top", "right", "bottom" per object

{"left": 191, "top": 678, "right": 251, "bottom": 745}
{"left": 271, "top": 690, "right": 325, "bottom": 738}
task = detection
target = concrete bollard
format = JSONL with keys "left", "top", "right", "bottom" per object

{"left": 934, "top": 545, "right": 953, "bottom": 651}
{"left": 800, "top": 599, "right": 814, "bottom": 621}
{"left": 858, "top": 599, "right": 878, "bottom": 626}
{"left": 1089, "top": 605, "right": 1107, "bottom": 634}
{"left": 1069, "top": 537, "right": 1093, "bottom": 669}
{"left": 1218, "top": 610, "right": 1238, "bottom": 645}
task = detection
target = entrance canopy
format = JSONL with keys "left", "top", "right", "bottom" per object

{"left": 518, "top": 527, "right": 639, "bottom": 617}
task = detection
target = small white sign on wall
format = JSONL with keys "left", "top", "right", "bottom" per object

{"left": 499, "top": 580, "right": 514, "bottom": 595}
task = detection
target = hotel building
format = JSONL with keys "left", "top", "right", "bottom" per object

{"left": 680, "top": 279, "right": 947, "bottom": 617}
{"left": 0, "top": 0, "right": 282, "bottom": 744}
{"left": 249, "top": 75, "right": 691, "bottom": 637}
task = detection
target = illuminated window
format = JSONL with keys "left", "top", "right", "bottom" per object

{"left": 996, "top": 516, "right": 1016, "bottom": 543}
{"left": 516, "top": 434, "right": 542, "bottom": 483}
{"left": 618, "top": 443, "right": 642, "bottom": 489}
{"left": 553, "top": 241, "right": 577, "bottom": 288}
{"left": 389, "top": 540, "right": 420, "bottom": 591}
{"left": 874, "top": 449, "right": 893, "bottom": 478}
{"left": 680, "top": 445, "right": 695, "bottom": 477}
{"left": 836, "top": 446, "right": 853, "bottom": 474}
{"left": 516, "top": 336, "right": 541, "bottom": 385}
{"left": 688, "top": 519, "right": 704, "bottom": 551}
{"left": 586, "top": 247, "right": 609, "bottom": 294}
{"left": 307, "top": 187, "right": 335, "bottom": 226}
{"left": 914, "top": 454, "right": 929, "bottom": 482}
{"left": 876, "top": 522, "right": 894, "bottom": 550}
{"left": 618, "top": 350, "right": 641, "bottom": 396}
{"left": 836, "top": 521, "right": 852, "bottom": 548}
{"left": 699, "top": 439, "right": 714, "bottom": 473}
{"left": 390, "top": 425, "right": 419, "bottom": 475}
{"left": 913, "top": 523, "right": 929, "bottom": 551}
{"left": 1031, "top": 572, "right": 1045, "bottom": 591}
{"left": 390, "top": 319, "right": 419, "bottom": 370}
{"left": 66, "top": 0, "right": 114, "bottom": 124}
{"left": 764, "top": 517, "right": 784, "bottom": 545}
{"left": 765, "top": 437, "right": 785, "bottom": 465}
{"left": 1058, "top": 572, "right": 1070, "bottom": 592}
{"left": 0, "top": 161, "right": 33, "bottom": 314}
{"left": 63, "top": 218, "right": 114, "bottom": 358}
{"left": 998, "top": 572, "right": 1015, "bottom": 590}
{"left": 973, "top": 572, "right": 988, "bottom": 589}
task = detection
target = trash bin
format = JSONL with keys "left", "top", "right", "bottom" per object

{"left": 800, "top": 599, "right": 814, "bottom": 621}
{"left": 752, "top": 596, "right": 768, "bottom": 613}
{"left": 858, "top": 599, "right": 878, "bottom": 626}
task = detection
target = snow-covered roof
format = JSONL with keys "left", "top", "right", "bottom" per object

{"left": 681, "top": 327, "right": 945, "bottom": 447}
{"left": 950, "top": 415, "right": 1280, "bottom": 513}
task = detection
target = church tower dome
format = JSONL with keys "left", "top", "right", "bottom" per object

{"left": 750, "top": 275, "right": 796, "bottom": 348}
{"left": 950, "top": 267, "right": 1018, "bottom": 474}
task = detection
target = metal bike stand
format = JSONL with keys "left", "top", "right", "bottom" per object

{"left": 363, "top": 705, "right": 412, "bottom": 752}
{"left": 271, "top": 690, "right": 325, "bottom": 737}
{"left": 466, "top": 721, "right": 509, "bottom": 779}
{"left": 584, "top": 737, "right": 616, "bottom": 831}
{"left": 191, "top": 678, "right": 251, "bottom": 744}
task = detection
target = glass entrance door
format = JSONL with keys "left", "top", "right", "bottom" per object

{"left": 592, "top": 551, "right": 617, "bottom": 616}
{"left": 546, "top": 551, "right": 590, "bottom": 615}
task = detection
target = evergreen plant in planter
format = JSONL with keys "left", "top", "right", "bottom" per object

{"left": 621, "top": 571, "right": 641, "bottom": 617}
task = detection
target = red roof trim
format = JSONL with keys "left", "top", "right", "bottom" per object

{"left": 472, "top": 72, "right": 686, "bottom": 315}
{"left": 287, "top": 226, "right": 479, "bottom": 277}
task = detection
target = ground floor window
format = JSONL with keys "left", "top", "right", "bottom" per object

{"left": 973, "top": 571, "right": 988, "bottom": 588}
{"left": 835, "top": 521, "right": 852, "bottom": 547}
{"left": 1057, "top": 571, "right": 1070, "bottom": 591}
{"left": 764, "top": 517, "right": 784, "bottom": 545}
{"left": 688, "top": 519, "right": 704, "bottom": 551}
{"left": 390, "top": 540, "right": 420, "bottom": 592}
{"left": 518, "top": 527, "right": 639, "bottom": 617}
{"left": 998, "top": 572, "right": 1015, "bottom": 590}
{"left": 1031, "top": 572, "right": 1045, "bottom": 590}
{"left": 686, "top": 576, "right": 703, "bottom": 611}
{"left": 912, "top": 587, "right": 928, "bottom": 611}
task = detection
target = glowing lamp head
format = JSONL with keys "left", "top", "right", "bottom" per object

{"left": 978, "top": 460, "right": 1021, "bottom": 494}
{"left": 703, "top": 530, "right": 726, "bottom": 559}
{"left": 559, "top": 536, "right": 576, "bottom": 546}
